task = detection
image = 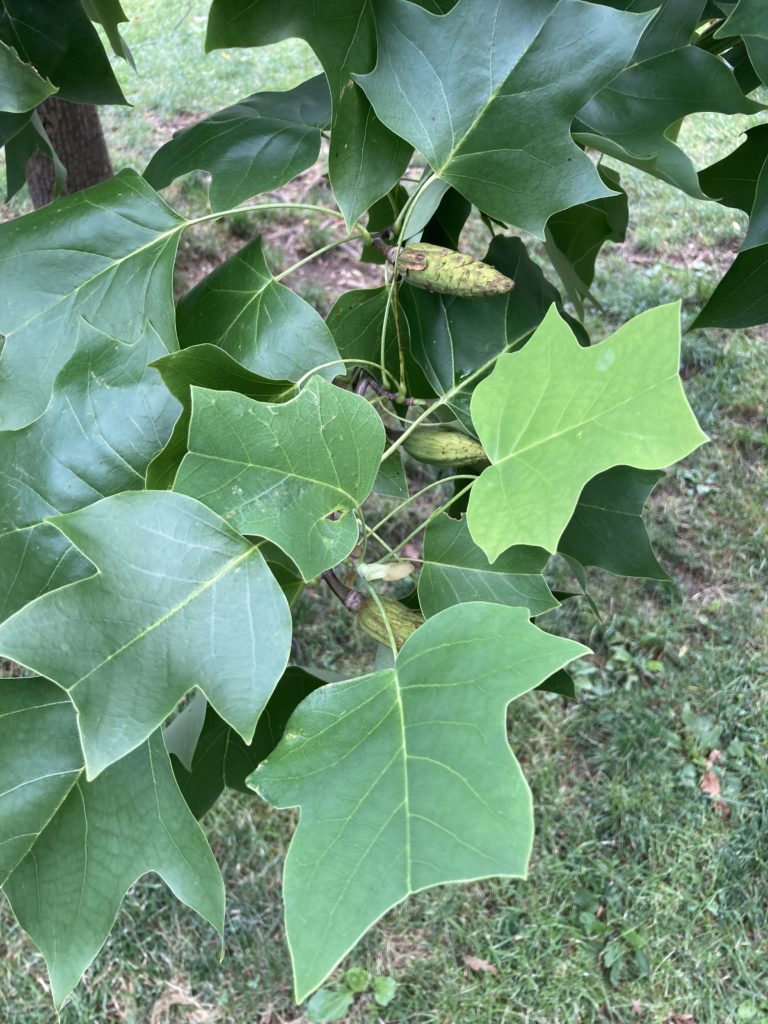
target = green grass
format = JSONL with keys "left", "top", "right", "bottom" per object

{"left": 2, "top": 4, "right": 768, "bottom": 1022}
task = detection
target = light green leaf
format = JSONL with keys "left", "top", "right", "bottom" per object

{"left": 175, "top": 237, "right": 342, "bottom": 381}
{"left": 558, "top": 466, "right": 670, "bottom": 580}
{"left": 145, "top": 76, "right": 331, "bottom": 210}
{"left": 355, "top": 0, "right": 650, "bottom": 235}
{"left": 147, "top": 343, "right": 295, "bottom": 489}
{"left": 0, "top": 492, "right": 292, "bottom": 779}
{"left": 466, "top": 304, "right": 707, "bottom": 560}
{"left": 0, "top": 0, "right": 125, "bottom": 104}
{"left": 418, "top": 515, "right": 557, "bottom": 618}
{"left": 373, "top": 975, "right": 397, "bottom": 1007}
{"left": 0, "top": 321, "right": 179, "bottom": 624}
{"left": 305, "top": 987, "right": 356, "bottom": 1023}
{"left": 251, "top": 602, "right": 588, "bottom": 1000}
{"left": 0, "top": 677, "right": 224, "bottom": 1009}
{"left": 205, "top": 0, "right": 412, "bottom": 226}
{"left": 0, "top": 39, "right": 56, "bottom": 112}
{"left": 0, "top": 170, "right": 184, "bottom": 430}
{"left": 173, "top": 377, "right": 385, "bottom": 580}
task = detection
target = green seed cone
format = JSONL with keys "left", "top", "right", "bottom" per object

{"left": 403, "top": 427, "right": 488, "bottom": 467}
{"left": 359, "top": 597, "right": 424, "bottom": 649}
{"left": 389, "top": 242, "right": 514, "bottom": 298}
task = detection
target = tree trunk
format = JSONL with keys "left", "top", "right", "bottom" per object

{"left": 26, "top": 97, "right": 113, "bottom": 208}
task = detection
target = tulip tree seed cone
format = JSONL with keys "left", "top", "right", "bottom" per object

{"left": 403, "top": 427, "right": 488, "bottom": 467}
{"left": 359, "top": 596, "right": 424, "bottom": 649}
{"left": 386, "top": 242, "right": 514, "bottom": 297}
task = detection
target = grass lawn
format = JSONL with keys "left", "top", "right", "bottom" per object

{"left": 1, "top": 4, "right": 767, "bottom": 1023}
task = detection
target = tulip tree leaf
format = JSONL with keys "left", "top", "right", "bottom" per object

{"left": 558, "top": 466, "right": 670, "bottom": 580}
{"left": 173, "top": 377, "right": 385, "bottom": 580}
{"left": 0, "top": 321, "right": 179, "bottom": 624}
{"left": 694, "top": 155, "right": 768, "bottom": 328}
{"left": 0, "top": 39, "right": 56, "bottom": 112}
{"left": 0, "top": 492, "right": 292, "bottom": 779}
{"left": 576, "top": 46, "right": 762, "bottom": 195}
{"left": 175, "top": 237, "right": 343, "bottom": 381}
{"left": 418, "top": 515, "right": 558, "bottom": 618}
{"left": 698, "top": 124, "right": 768, "bottom": 213}
{"left": 0, "top": 676, "right": 224, "bottom": 1009}
{"left": 355, "top": 0, "right": 650, "bottom": 235}
{"left": 0, "top": 170, "right": 185, "bottom": 430}
{"left": 205, "top": 0, "right": 412, "bottom": 226}
{"left": 588, "top": 0, "right": 705, "bottom": 62}
{"left": 0, "top": 0, "right": 126, "bottom": 104}
{"left": 80, "top": 0, "right": 133, "bottom": 63}
{"left": 144, "top": 76, "right": 331, "bottom": 210}
{"left": 716, "top": 0, "right": 768, "bottom": 87}
{"left": 147, "top": 343, "right": 295, "bottom": 489}
{"left": 251, "top": 602, "right": 588, "bottom": 1000}
{"left": 466, "top": 303, "right": 707, "bottom": 560}
{"left": 168, "top": 668, "right": 327, "bottom": 818}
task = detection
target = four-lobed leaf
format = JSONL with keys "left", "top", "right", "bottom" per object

{"left": 0, "top": 676, "right": 224, "bottom": 1009}
{"left": 356, "top": 0, "right": 650, "bottom": 235}
{"left": 467, "top": 303, "right": 707, "bottom": 560}
{"left": 251, "top": 602, "right": 588, "bottom": 1000}
{"left": 0, "top": 492, "right": 292, "bottom": 779}
{"left": 173, "top": 377, "right": 385, "bottom": 580}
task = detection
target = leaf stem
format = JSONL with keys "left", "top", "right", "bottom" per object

{"left": 187, "top": 202, "right": 373, "bottom": 246}
{"left": 382, "top": 481, "right": 475, "bottom": 560}
{"left": 367, "top": 474, "right": 476, "bottom": 535}
{"left": 272, "top": 234, "right": 357, "bottom": 283}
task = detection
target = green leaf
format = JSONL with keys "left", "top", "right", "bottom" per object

{"left": 0, "top": 321, "right": 179, "bottom": 624}
{"left": 305, "top": 987, "right": 356, "bottom": 1023}
{"left": 466, "top": 304, "right": 707, "bottom": 560}
{"left": 147, "top": 343, "right": 295, "bottom": 489}
{"left": 169, "top": 668, "right": 326, "bottom": 818}
{"left": 537, "top": 669, "right": 576, "bottom": 699}
{"left": 0, "top": 677, "right": 224, "bottom": 1009}
{"left": 558, "top": 467, "right": 670, "bottom": 580}
{"left": 80, "top": 0, "right": 133, "bottom": 64}
{"left": 400, "top": 236, "right": 587, "bottom": 419}
{"left": 699, "top": 124, "right": 768, "bottom": 212}
{"left": 418, "top": 515, "right": 557, "bottom": 618}
{"left": 373, "top": 975, "right": 397, "bottom": 1007}
{"left": 0, "top": 0, "right": 126, "bottom": 104}
{"left": 0, "top": 39, "right": 56, "bottom": 112}
{"left": 205, "top": 0, "right": 412, "bottom": 226}
{"left": 173, "top": 377, "right": 385, "bottom": 580}
{"left": 355, "top": 0, "right": 650, "bottom": 235}
{"left": 2, "top": 108, "right": 64, "bottom": 199}
{"left": 145, "top": 76, "right": 331, "bottom": 209}
{"left": 694, "top": 154, "right": 768, "bottom": 328}
{"left": 589, "top": 0, "right": 706, "bottom": 61}
{"left": 545, "top": 164, "right": 628, "bottom": 316}
{"left": 0, "top": 169, "right": 184, "bottom": 430}
{"left": 251, "top": 602, "right": 588, "bottom": 1000}
{"left": 175, "top": 237, "right": 342, "bottom": 381}
{"left": 421, "top": 188, "right": 472, "bottom": 250}
{"left": 344, "top": 967, "right": 370, "bottom": 993}
{"left": 0, "top": 491, "right": 292, "bottom": 779}
{"left": 576, "top": 46, "right": 762, "bottom": 194}
{"left": 716, "top": 0, "right": 768, "bottom": 86}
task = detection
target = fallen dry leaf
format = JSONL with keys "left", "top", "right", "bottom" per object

{"left": 464, "top": 955, "right": 498, "bottom": 975}
{"left": 700, "top": 770, "right": 730, "bottom": 817}
{"left": 705, "top": 749, "right": 723, "bottom": 769}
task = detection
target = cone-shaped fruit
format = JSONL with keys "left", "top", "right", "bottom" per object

{"left": 359, "top": 597, "right": 424, "bottom": 649}
{"left": 403, "top": 427, "right": 488, "bottom": 467}
{"left": 387, "top": 242, "right": 514, "bottom": 297}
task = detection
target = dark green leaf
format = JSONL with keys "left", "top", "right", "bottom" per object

{"left": 174, "top": 377, "right": 385, "bottom": 580}
{"left": 252, "top": 602, "right": 587, "bottom": 1000}
{"left": 145, "top": 76, "right": 331, "bottom": 210}
{"left": 467, "top": 304, "right": 707, "bottom": 559}
{"left": 537, "top": 669, "right": 576, "bottom": 699}
{"left": 0, "top": 677, "right": 224, "bottom": 1009}
{"left": 0, "top": 492, "right": 292, "bottom": 778}
{"left": 80, "top": 0, "right": 133, "bottom": 64}
{"left": 418, "top": 514, "right": 557, "bottom": 618}
{"left": 699, "top": 123, "right": 768, "bottom": 212}
{"left": 2, "top": 108, "right": 64, "bottom": 199}
{"left": 0, "top": 170, "right": 184, "bottom": 430}
{"left": 176, "top": 236, "right": 342, "bottom": 381}
{"left": 0, "top": 321, "right": 178, "bottom": 624}
{"left": 0, "top": 38, "right": 56, "bottom": 111}
{"left": 0, "top": 0, "right": 125, "bottom": 104}
{"left": 716, "top": 0, "right": 768, "bottom": 85}
{"left": 589, "top": 0, "right": 706, "bottom": 61}
{"left": 169, "top": 668, "right": 326, "bottom": 818}
{"left": 421, "top": 188, "right": 472, "bottom": 250}
{"left": 205, "top": 0, "right": 412, "bottom": 226}
{"left": 356, "top": 0, "right": 650, "bottom": 235}
{"left": 558, "top": 467, "right": 670, "bottom": 580}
